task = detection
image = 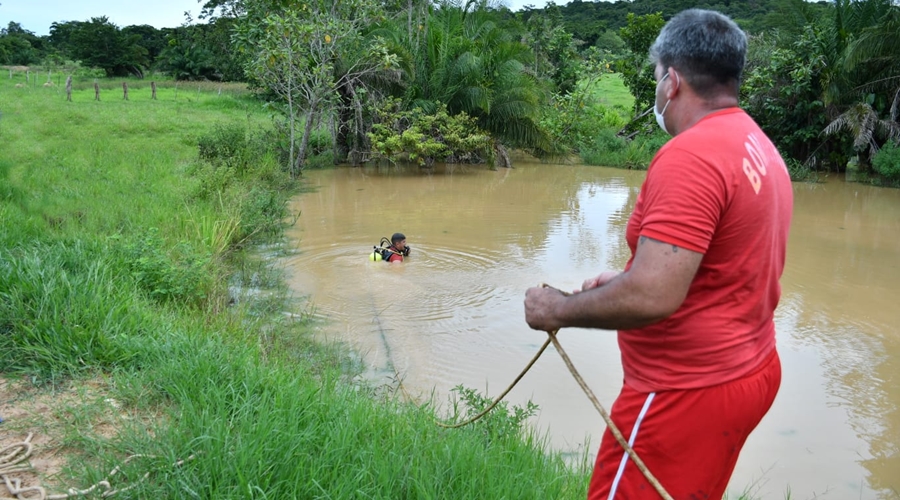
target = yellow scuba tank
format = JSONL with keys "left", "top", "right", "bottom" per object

{"left": 369, "top": 250, "right": 383, "bottom": 261}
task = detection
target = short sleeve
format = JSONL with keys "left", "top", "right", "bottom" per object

{"left": 639, "top": 148, "right": 727, "bottom": 254}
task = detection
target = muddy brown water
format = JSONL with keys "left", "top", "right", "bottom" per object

{"left": 283, "top": 159, "right": 900, "bottom": 499}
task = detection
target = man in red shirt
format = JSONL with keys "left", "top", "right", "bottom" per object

{"left": 524, "top": 9, "right": 793, "bottom": 499}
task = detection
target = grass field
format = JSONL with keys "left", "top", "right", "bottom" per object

{"left": 0, "top": 77, "right": 592, "bottom": 498}
{"left": 589, "top": 73, "right": 635, "bottom": 113}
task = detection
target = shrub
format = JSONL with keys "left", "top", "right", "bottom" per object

{"left": 239, "top": 187, "right": 289, "bottom": 241}
{"left": 540, "top": 89, "right": 627, "bottom": 154}
{"left": 579, "top": 128, "right": 667, "bottom": 170}
{"left": 368, "top": 100, "right": 492, "bottom": 167}
{"left": 784, "top": 157, "right": 820, "bottom": 182}
{"left": 447, "top": 385, "right": 539, "bottom": 445}
{"left": 198, "top": 124, "right": 254, "bottom": 173}
{"left": 872, "top": 140, "right": 900, "bottom": 182}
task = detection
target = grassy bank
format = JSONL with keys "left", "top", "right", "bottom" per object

{"left": 0, "top": 79, "right": 590, "bottom": 497}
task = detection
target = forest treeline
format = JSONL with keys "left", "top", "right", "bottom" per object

{"left": 2, "top": 0, "right": 898, "bottom": 182}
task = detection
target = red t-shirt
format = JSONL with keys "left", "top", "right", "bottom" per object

{"left": 620, "top": 108, "right": 793, "bottom": 392}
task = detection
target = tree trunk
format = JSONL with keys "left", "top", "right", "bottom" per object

{"left": 493, "top": 140, "right": 512, "bottom": 169}
{"left": 295, "top": 108, "right": 317, "bottom": 176}
{"left": 151, "top": 81, "right": 157, "bottom": 100}
{"left": 94, "top": 82, "right": 101, "bottom": 101}
{"left": 65, "top": 76, "right": 72, "bottom": 102}
{"left": 334, "top": 84, "right": 353, "bottom": 165}
{"left": 123, "top": 82, "right": 129, "bottom": 100}
{"left": 286, "top": 91, "right": 296, "bottom": 177}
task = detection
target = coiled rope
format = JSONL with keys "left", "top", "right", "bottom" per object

{"left": 0, "top": 433, "right": 194, "bottom": 500}
{"left": 437, "top": 284, "right": 673, "bottom": 500}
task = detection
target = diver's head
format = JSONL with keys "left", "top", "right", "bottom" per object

{"left": 391, "top": 232, "right": 409, "bottom": 256}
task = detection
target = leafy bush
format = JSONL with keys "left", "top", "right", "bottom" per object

{"left": 540, "top": 87, "right": 626, "bottom": 154}
{"left": 368, "top": 100, "right": 492, "bottom": 167}
{"left": 306, "top": 129, "right": 333, "bottom": 157}
{"left": 198, "top": 124, "right": 256, "bottom": 172}
{"left": 580, "top": 127, "right": 668, "bottom": 169}
{"left": 741, "top": 30, "right": 828, "bottom": 164}
{"left": 239, "top": 186, "right": 289, "bottom": 241}
{"left": 873, "top": 140, "right": 900, "bottom": 182}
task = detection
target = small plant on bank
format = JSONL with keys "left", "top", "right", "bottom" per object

{"left": 784, "top": 157, "right": 821, "bottom": 182}
{"left": 580, "top": 127, "right": 668, "bottom": 169}
{"left": 447, "top": 385, "right": 539, "bottom": 445}
{"left": 872, "top": 140, "right": 900, "bottom": 185}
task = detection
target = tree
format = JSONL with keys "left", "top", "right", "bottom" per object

{"left": 614, "top": 12, "right": 664, "bottom": 117}
{"left": 401, "top": 0, "right": 551, "bottom": 160}
{"left": 519, "top": 2, "right": 583, "bottom": 94}
{"left": 824, "top": 101, "right": 900, "bottom": 161}
{"left": 159, "top": 31, "right": 217, "bottom": 80}
{"left": 742, "top": 30, "right": 828, "bottom": 163}
{"left": 52, "top": 18, "right": 149, "bottom": 76}
{"left": 122, "top": 24, "right": 167, "bottom": 64}
{"left": 0, "top": 22, "right": 45, "bottom": 65}
{"left": 238, "top": 0, "right": 399, "bottom": 174}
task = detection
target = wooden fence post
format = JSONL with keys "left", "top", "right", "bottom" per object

{"left": 65, "top": 76, "right": 72, "bottom": 102}
{"left": 94, "top": 82, "right": 100, "bottom": 101}
{"left": 123, "top": 81, "right": 129, "bottom": 100}
{"left": 151, "top": 81, "right": 157, "bottom": 100}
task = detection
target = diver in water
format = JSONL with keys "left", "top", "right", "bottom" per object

{"left": 371, "top": 233, "right": 411, "bottom": 263}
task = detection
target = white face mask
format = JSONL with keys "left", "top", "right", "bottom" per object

{"left": 653, "top": 73, "right": 673, "bottom": 135}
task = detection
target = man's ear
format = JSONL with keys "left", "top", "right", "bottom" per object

{"left": 665, "top": 68, "right": 681, "bottom": 99}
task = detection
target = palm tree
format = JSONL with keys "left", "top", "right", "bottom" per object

{"left": 386, "top": 0, "right": 552, "bottom": 164}
{"left": 842, "top": 4, "right": 900, "bottom": 121}
{"left": 824, "top": 102, "right": 900, "bottom": 164}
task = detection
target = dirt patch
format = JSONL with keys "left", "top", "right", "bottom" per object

{"left": 0, "top": 375, "right": 128, "bottom": 498}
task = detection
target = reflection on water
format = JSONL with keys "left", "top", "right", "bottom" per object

{"left": 282, "top": 161, "right": 900, "bottom": 499}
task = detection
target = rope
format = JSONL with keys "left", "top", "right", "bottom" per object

{"left": 436, "top": 337, "right": 552, "bottom": 429}
{"left": 0, "top": 433, "right": 194, "bottom": 500}
{"left": 365, "top": 260, "right": 399, "bottom": 379}
{"left": 546, "top": 329, "right": 673, "bottom": 500}
{"left": 437, "top": 284, "right": 674, "bottom": 500}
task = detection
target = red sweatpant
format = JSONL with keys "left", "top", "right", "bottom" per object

{"left": 588, "top": 349, "right": 781, "bottom": 500}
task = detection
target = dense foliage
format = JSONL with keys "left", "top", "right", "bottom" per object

{"left": 2, "top": 0, "right": 899, "bottom": 178}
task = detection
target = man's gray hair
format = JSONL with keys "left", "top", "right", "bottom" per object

{"left": 649, "top": 9, "right": 747, "bottom": 97}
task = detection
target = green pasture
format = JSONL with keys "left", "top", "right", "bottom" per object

{"left": 589, "top": 72, "right": 635, "bottom": 112}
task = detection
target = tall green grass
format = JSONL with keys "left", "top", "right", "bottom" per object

{"left": 0, "top": 78, "right": 591, "bottom": 497}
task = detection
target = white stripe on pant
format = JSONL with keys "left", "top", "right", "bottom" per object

{"left": 607, "top": 392, "right": 656, "bottom": 500}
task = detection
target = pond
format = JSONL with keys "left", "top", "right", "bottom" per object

{"left": 283, "top": 159, "right": 900, "bottom": 499}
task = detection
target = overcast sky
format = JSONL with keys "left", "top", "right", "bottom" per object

{"left": 1, "top": 0, "right": 549, "bottom": 36}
